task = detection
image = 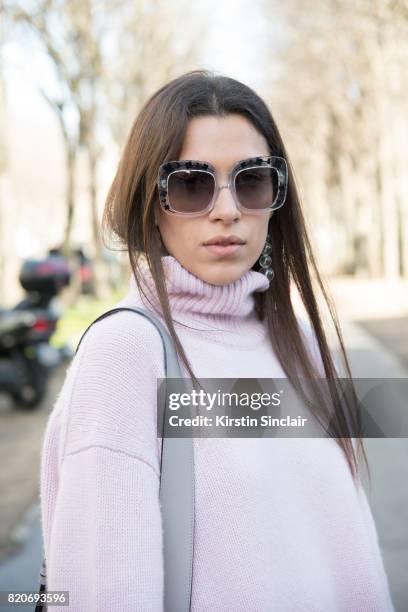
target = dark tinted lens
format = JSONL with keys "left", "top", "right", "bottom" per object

{"left": 168, "top": 170, "right": 215, "bottom": 213}
{"left": 235, "top": 167, "right": 278, "bottom": 210}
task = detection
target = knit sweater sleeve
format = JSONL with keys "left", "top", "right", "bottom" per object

{"left": 39, "top": 310, "right": 166, "bottom": 612}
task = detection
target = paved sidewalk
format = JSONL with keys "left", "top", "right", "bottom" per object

{"left": 0, "top": 505, "right": 42, "bottom": 611}
{"left": 333, "top": 319, "right": 408, "bottom": 612}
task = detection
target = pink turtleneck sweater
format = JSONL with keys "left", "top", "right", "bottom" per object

{"left": 39, "top": 255, "right": 395, "bottom": 611}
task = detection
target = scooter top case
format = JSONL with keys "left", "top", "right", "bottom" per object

{"left": 18, "top": 255, "right": 72, "bottom": 299}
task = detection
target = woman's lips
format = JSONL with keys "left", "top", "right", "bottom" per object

{"left": 203, "top": 243, "right": 243, "bottom": 256}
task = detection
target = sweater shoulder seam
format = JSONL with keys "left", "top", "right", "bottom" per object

{"left": 64, "top": 443, "right": 160, "bottom": 478}
{"left": 60, "top": 309, "right": 165, "bottom": 466}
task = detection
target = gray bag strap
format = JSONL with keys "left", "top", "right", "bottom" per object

{"left": 35, "top": 306, "right": 194, "bottom": 612}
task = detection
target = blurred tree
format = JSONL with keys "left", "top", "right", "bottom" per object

{"left": 0, "top": 15, "right": 10, "bottom": 302}
{"left": 4, "top": 0, "right": 109, "bottom": 297}
{"left": 103, "top": 0, "right": 203, "bottom": 148}
{"left": 261, "top": 0, "right": 408, "bottom": 279}
{"left": 3, "top": 0, "right": 201, "bottom": 299}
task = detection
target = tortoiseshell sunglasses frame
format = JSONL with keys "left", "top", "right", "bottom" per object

{"left": 157, "top": 155, "right": 288, "bottom": 217}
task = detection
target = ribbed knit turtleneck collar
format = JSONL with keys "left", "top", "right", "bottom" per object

{"left": 123, "top": 255, "right": 270, "bottom": 346}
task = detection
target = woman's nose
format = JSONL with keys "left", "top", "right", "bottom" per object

{"left": 208, "top": 184, "right": 241, "bottom": 222}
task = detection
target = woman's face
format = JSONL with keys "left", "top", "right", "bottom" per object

{"left": 155, "top": 114, "right": 273, "bottom": 285}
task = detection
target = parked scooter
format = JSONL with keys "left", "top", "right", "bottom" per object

{"left": 0, "top": 253, "right": 73, "bottom": 409}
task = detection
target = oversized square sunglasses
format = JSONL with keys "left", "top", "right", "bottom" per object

{"left": 157, "top": 155, "right": 288, "bottom": 217}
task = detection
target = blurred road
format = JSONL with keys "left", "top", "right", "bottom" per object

{"left": 335, "top": 320, "right": 408, "bottom": 612}
{"left": 0, "top": 367, "right": 65, "bottom": 611}
{"left": 0, "top": 315, "right": 406, "bottom": 610}
{"left": 356, "top": 316, "right": 408, "bottom": 371}
{"left": 0, "top": 506, "right": 42, "bottom": 611}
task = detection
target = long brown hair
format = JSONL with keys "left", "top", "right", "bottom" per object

{"left": 102, "top": 69, "right": 370, "bottom": 486}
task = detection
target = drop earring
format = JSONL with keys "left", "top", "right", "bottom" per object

{"left": 258, "top": 233, "right": 274, "bottom": 281}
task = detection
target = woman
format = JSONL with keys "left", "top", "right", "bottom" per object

{"left": 39, "top": 70, "right": 394, "bottom": 611}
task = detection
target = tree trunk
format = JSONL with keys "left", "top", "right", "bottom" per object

{"left": 61, "top": 143, "right": 76, "bottom": 256}
{"left": 87, "top": 142, "right": 111, "bottom": 299}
